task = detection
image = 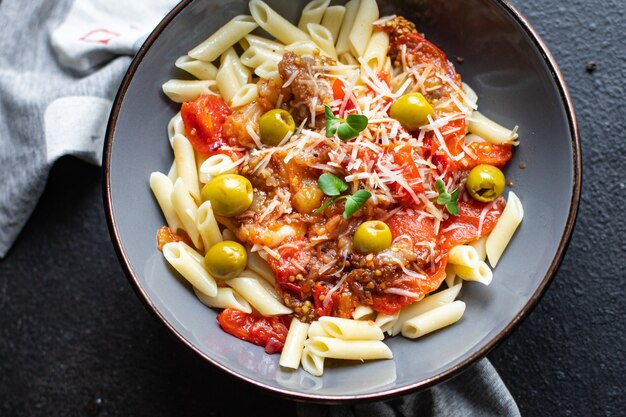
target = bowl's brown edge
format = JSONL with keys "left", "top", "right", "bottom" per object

{"left": 102, "top": 0, "right": 582, "bottom": 403}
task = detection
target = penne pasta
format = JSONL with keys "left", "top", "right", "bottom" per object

{"left": 196, "top": 201, "right": 223, "bottom": 250}
{"left": 390, "top": 283, "right": 462, "bottom": 336}
{"left": 306, "top": 337, "right": 392, "bottom": 360}
{"left": 149, "top": 172, "right": 183, "bottom": 233}
{"left": 401, "top": 301, "right": 466, "bottom": 339}
{"left": 226, "top": 276, "right": 292, "bottom": 316}
{"left": 198, "top": 154, "right": 236, "bottom": 184}
{"left": 374, "top": 311, "right": 399, "bottom": 333}
{"left": 221, "top": 47, "right": 251, "bottom": 86}
{"left": 335, "top": 0, "right": 360, "bottom": 56}
{"left": 462, "top": 82, "right": 478, "bottom": 109}
{"left": 167, "top": 161, "right": 177, "bottom": 183}
{"left": 469, "top": 236, "right": 488, "bottom": 262}
{"left": 167, "top": 112, "right": 185, "bottom": 146}
{"left": 242, "top": 34, "right": 286, "bottom": 55}
{"left": 362, "top": 30, "right": 389, "bottom": 72}
{"left": 188, "top": 15, "right": 258, "bottom": 62}
{"left": 486, "top": 191, "right": 524, "bottom": 267}
{"left": 173, "top": 134, "right": 201, "bottom": 203}
{"left": 318, "top": 316, "right": 384, "bottom": 340}
{"left": 162, "top": 79, "right": 219, "bottom": 103}
{"left": 249, "top": 0, "right": 310, "bottom": 45}
{"left": 307, "top": 321, "right": 329, "bottom": 338}
{"left": 216, "top": 52, "right": 243, "bottom": 103}
{"left": 255, "top": 60, "right": 280, "bottom": 80}
{"left": 307, "top": 23, "right": 338, "bottom": 59}
{"left": 171, "top": 178, "right": 203, "bottom": 250}
{"left": 163, "top": 242, "right": 217, "bottom": 297}
{"left": 352, "top": 305, "right": 375, "bottom": 320}
{"left": 448, "top": 244, "right": 480, "bottom": 268}
{"left": 454, "top": 261, "right": 493, "bottom": 286}
{"left": 285, "top": 39, "right": 329, "bottom": 58}
{"left": 193, "top": 286, "right": 252, "bottom": 313}
{"left": 444, "top": 264, "right": 462, "bottom": 288}
{"left": 175, "top": 55, "right": 218, "bottom": 80}
{"left": 301, "top": 346, "right": 325, "bottom": 376}
{"left": 320, "top": 5, "right": 346, "bottom": 43}
{"left": 279, "top": 319, "right": 310, "bottom": 369}
{"left": 231, "top": 83, "right": 259, "bottom": 108}
{"left": 298, "top": 0, "right": 330, "bottom": 31}
{"left": 468, "top": 111, "right": 519, "bottom": 145}
{"left": 348, "top": 0, "right": 379, "bottom": 58}
{"left": 240, "top": 45, "right": 283, "bottom": 69}
{"left": 246, "top": 250, "right": 276, "bottom": 285}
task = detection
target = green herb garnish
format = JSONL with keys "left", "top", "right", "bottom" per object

{"left": 324, "top": 105, "right": 368, "bottom": 141}
{"left": 315, "top": 173, "right": 372, "bottom": 219}
{"left": 435, "top": 178, "right": 460, "bottom": 216}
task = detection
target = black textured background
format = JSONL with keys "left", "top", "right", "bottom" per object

{"left": 1, "top": 0, "right": 624, "bottom": 416}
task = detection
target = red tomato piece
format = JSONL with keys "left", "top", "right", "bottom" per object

{"left": 312, "top": 284, "right": 341, "bottom": 318}
{"left": 180, "top": 94, "right": 231, "bottom": 156}
{"left": 386, "top": 209, "right": 436, "bottom": 246}
{"left": 441, "top": 198, "right": 505, "bottom": 250}
{"left": 390, "top": 145, "right": 425, "bottom": 199}
{"left": 332, "top": 78, "right": 345, "bottom": 100}
{"left": 459, "top": 142, "right": 513, "bottom": 169}
{"left": 217, "top": 309, "right": 291, "bottom": 354}
{"left": 395, "top": 32, "right": 458, "bottom": 81}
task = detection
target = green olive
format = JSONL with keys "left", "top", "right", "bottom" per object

{"left": 293, "top": 185, "right": 324, "bottom": 214}
{"left": 389, "top": 93, "right": 434, "bottom": 130}
{"left": 353, "top": 220, "right": 392, "bottom": 254}
{"left": 465, "top": 164, "right": 505, "bottom": 202}
{"left": 204, "top": 241, "right": 247, "bottom": 279}
{"left": 259, "top": 109, "right": 295, "bottom": 146}
{"left": 201, "top": 174, "right": 253, "bottom": 217}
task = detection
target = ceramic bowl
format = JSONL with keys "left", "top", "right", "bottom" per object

{"left": 103, "top": 0, "right": 581, "bottom": 401}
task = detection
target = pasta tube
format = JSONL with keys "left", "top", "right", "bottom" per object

{"left": 454, "top": 261, "right": 493, "bottom": 285}
{"left": 307, "top": 321, "right": 329, "bottom": 338}
{"left": 486, "top": 191, "right": 524, "bottom": 266}
{"left": 171, "top": 178, "right": 203, "bottom": 250}
{"left": 196, "top": 201, "right": 223, "bottom": 250}
{"left": 348, "top": 0, "right": 379, "bottom": 57}
{"left": 175, "top": 56, "right": 218, "bottom": 80}
{"left": 149, "top": 172, "right": 183, "bottom": 233}
{"left": 188, "top": 15, "right": 258, "bottom": 62}
{"left": 320, "top": 5, "right": 346, "bottom": 43}
{"left": 318, "top": 316, "right": 384, "bottom": 340}
{"left": 374, "top": 311, "right": 399, "bottom": 333}
{"left": 279, "top": 319, "right": 310, "bottom": 369}
{"left": 307, "top": 23, "right": 337, "bottom": 59}
{"left": 447, "top": 245, "right": 480, "bottom": 268}
{"left": 163, "top": 242, "right": 217, "bottom": 297}
{"left": 401, "top": 301, "right": 466, "bottom": 339}
{"left": 301, "top": 346, "right": 325, "bottom": 376}
{"left": 298, "top": 0, "right": 330, "bottom": 31}
{"left": 352, "top": 305, "right": 375, "bottom": 320}
{"left": 172, "top": 134, "right": 201, "bottom": 203}
{"left": 468, "top": 111, "right": 519, "bottom": 144}
{"left": 193, "top": 286, "right": 252, "bottom": 313}
{"left": 390, "top": 283, "right": 462, "bottom": 336}
{"left": 306, "top": 337, "right": 392, "bottom": 360}
{"left": 167, "top": 112, "right": 185, "bottom": 146}
{"left": 226, "top": 276, "right": 292, "bottom": 316}
{"left": 249, "top": 0, "right": 310, "bottom": 45}
{"left": 161, "top": 79, "right": 219, "bottom": 103}
{"left": 335, "top": 0, "right": 360, "bottom": 56}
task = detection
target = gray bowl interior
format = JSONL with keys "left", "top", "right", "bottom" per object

{"left": 106, "top": 0, "right": 578, "bottom": 400}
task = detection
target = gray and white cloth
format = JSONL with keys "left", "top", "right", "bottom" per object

{"left": 0, "top": 1, "right": 520, "bottom": 415}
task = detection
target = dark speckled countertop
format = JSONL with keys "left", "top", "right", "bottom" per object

{"left": 0, "top": 0, "right": 624, "bottom": 416}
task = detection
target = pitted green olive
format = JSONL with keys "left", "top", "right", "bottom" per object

{"left": 201, "top": 174, "right": 253, "bottom": 217}
{"left": 353, "top": 220, "right": 392, "bottom": 254}
{"left": 259, "top": 109, "right": 295, "bottom": 146}
{"left": 389, "top": 93, "right": 434, "bottom": 130}
{"left": 465, "top": 164, "right": 505, "bottom": 202}
{"left": 204, "top": 241, "right": 247, "bottom": 279}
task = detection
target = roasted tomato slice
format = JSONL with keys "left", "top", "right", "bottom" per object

{"left": 217, "top": 309, "right": 291, "bottom": 354}
{"left": 441, "top": 197, "right": 505, "bottom": 250}
{"left": 390, "top": 145, "right": 425, "bottom": 199}
{"left": 181, "top": 94, "right": 231, "bottom": 155}
{"left": 459, "top": 142, "right": 513, "bottom": 169}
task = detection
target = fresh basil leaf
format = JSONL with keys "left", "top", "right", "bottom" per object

{"left": 435, "top": 178, "right": 451, "bottom": 204}
{"left": 324, "top": 104, "right": 368, "bottom": 140}
{"left": 445, "top": 202, "right": 459, "bottom": 216}
{"left": 324, "top": 104, "right": 342, "bottom": 138}
{"left": 318, "top": 173, "right": 348, "bottom": 196}
{"left": 343, "top": 189, "right": 372, "bottom": 219}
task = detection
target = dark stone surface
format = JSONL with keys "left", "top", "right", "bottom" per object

{"left": 0, "top": 0, "right": 624, "bottom": 416}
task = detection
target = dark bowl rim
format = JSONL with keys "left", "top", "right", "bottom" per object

{"left": 102, "top": 0, "right": 582, "bottom": 403}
